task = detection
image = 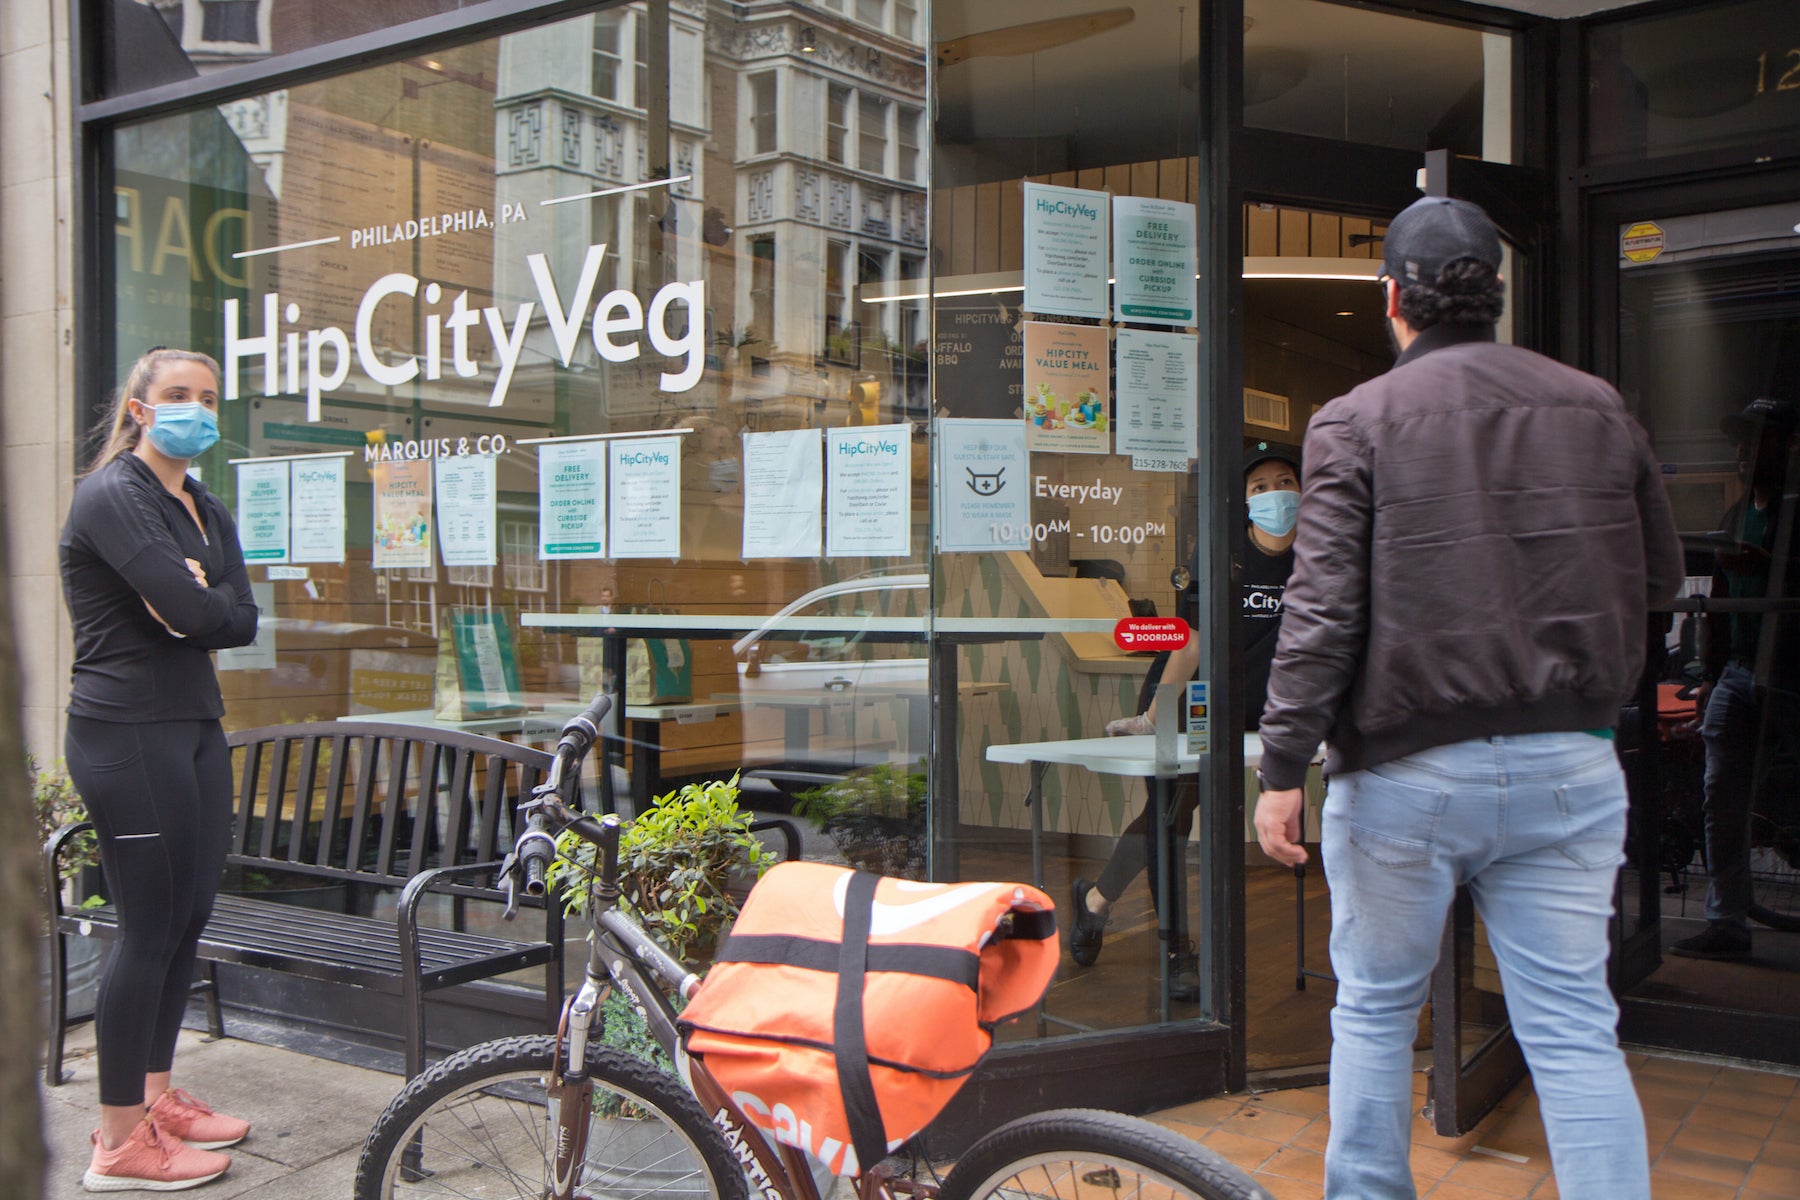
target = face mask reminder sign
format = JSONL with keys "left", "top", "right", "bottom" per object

{"left": 935, "top": 418, "right": 1029, "bottom": 553}
{"left": 537, "top": 441, "right": 608, "bottom": 560}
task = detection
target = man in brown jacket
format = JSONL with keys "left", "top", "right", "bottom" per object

{"left": 1253, "top": 196, "right": 1683, "bottom": 1200}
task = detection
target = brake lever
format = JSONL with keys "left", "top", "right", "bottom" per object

{"left": 499, "top": 850, "right": 522, "bottom": 921}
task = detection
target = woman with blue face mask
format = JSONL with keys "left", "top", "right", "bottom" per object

{"left": 1073, "top": 452, "right": 1302, "bottom": 997}
{"left": 60, "top": 347, "right": 259, "bottom": 1189}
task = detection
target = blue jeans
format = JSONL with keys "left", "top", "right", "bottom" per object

{"left": 1322, "top": 733, "right": 1647, "bottom": 1200}
{"left": 1699, "top": 662, "right": 1800, "bottom": 927}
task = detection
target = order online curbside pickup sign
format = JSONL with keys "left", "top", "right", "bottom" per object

{"left": 1113, "top": 617, "right": 1190, "bottom": 652}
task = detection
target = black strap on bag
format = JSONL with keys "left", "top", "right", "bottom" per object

{"left": 834, "top": 870, "right": 886, "bottom": 1173}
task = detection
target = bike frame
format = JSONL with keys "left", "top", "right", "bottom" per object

{"left": 528, "top": 798, "right": 929, "bottom": 1200}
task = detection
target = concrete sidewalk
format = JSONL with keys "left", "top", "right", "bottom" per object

{"left": 38, "top": 1025, "right": 405, "bottom": 1200}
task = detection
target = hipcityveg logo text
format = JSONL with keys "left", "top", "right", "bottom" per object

{"left": 223, "top": 242, "right": 705, "bottom": 420}
{"left": 616, "top": 450, "right": 672, "bottom": 468}
{"left": 835, "top": 438, "right": 901, "bottom": 458}
{"left": 1035, "top": 197, "right": 1099, "bottom": 220}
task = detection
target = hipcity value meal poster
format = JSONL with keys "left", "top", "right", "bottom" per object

{"left": 1022, "top": 321, "right": 1110, "bottom": 455}
{"left": 371, "top": 459, "right": 434, "bottom": 569}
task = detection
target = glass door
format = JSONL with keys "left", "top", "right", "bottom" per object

{"left": 1591, "top": 184, "right": 1800, "bottom": 1067}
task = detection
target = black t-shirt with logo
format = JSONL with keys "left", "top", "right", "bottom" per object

{"left": 1243, "top": 540, "right": 1295, "bottom": 730}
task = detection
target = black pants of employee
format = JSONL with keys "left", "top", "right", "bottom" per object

{"left": 65, "top": 716, "right": 232, "bottom": 1109}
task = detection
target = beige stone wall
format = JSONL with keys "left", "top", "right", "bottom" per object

{"left": 2, "top": 0, "right": 76, "bottom": 763}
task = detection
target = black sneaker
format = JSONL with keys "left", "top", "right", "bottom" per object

{"left": 1670, "top": 923, "right": 1751, "bottom": 960}
{"left": 1168, "top": 941, "right": 1200, "bottom": 1003}
{"left": 1069, "top": 878, "right": 1107, "bottom": 966}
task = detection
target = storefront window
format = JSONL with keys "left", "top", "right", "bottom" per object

{"left": 108, "top": 2, "right": 934, "bottom": 811}
{"left": 1242, "top": 0, "right": 1513, "bottom": 163}
{"left": 1586, "top": 0, "right": 1800, "bottom": 165}
{"left": 932, "top": 0, "right": 1214, "bottom": 1035}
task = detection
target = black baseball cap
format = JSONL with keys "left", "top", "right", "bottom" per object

{"left": 1245, "top": 440, "right": 1300, "bottom": 478}
{"left": 1721, "top": 397, "right": 1799, "bottom": 441}
{"left": 1381, "top": 196, "right": 1503, "bottom": 286}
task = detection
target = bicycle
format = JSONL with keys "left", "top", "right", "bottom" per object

{"left": 354, "top": 693, "right": 1271, "bottom": 1200}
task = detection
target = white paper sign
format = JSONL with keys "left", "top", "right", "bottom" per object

{"left": 217, "top": 581, "right": 277, "bottom": 673}
{"left": 235, "top": 461, "right": 290, "bottom": 564}
{"left": 1112, "top": 196, "right": 1198, "bottom": 326}
{"left": 538, "top": 441, "right": 608, "bottom": 559}
{"left": 1023, "top": 182, "right": 1110, "bottom": 319}
{"left": 742, "top": 429, "right": 822, "bottom": 558}
{"left": 937, "top": 419, "right": 1030, "bottom": 552}
{"left": 436, "top": 455, "right": 498, "bottom": 567}
{"left": 290, "top": 457, "right": 346, "bottom": 564}
{"left": 826, "top": 424, "right": 912, "bottom": 558}
{"left": 1114, "top": 329, "right": 1199, "bottom": 460}
{"left": 610, "top": 436, "right": 682, "bottom": 558}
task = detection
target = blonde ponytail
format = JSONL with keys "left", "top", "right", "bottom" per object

{"left": 84, "top": 347, "right": 223, "bottom": 474}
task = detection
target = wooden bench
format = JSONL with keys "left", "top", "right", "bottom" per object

{"left": 43, "top": 720, "right": 569, "bottom": 1087}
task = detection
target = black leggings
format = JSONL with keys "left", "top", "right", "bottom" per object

{"left": 65, "top": 716, "right": 231, "bottom": 1108}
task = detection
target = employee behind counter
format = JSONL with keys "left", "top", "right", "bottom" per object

{"left": 1068, "top": 448, "right": 1302, "bottom": 999}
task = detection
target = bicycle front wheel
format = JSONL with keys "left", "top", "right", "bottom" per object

{"left": 939, "top": 1109, "right": 1271, "bottom": 1200}
{"left": 354, "top": 1034, "right": 749, "bottom": 1200}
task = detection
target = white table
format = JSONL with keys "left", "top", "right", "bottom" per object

{"left": 985, "top": 733, "right": 1308, "bottom": 1013}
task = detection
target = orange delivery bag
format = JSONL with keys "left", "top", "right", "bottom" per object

{"left": 677, "top": 862, "right": 1058, "bottom": 1177}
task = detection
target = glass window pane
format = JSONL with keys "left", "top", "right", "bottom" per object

{"left": 827, "top": 85, "right": 851, "bottom": 164}
{"left": 94, "top": 0, "right": 486, "bottom": 99}
{"left": 933, "top": 0, "right": 1214, "bottom": 1036}
{"left": 1586, "top": 0, "right": 1800, "bottom": 164}
{"left": 1242, "top": 0, "right": 1513, "bottom": 162}
{"left": 859, "top": 94, "right": 888, "bottom": 173}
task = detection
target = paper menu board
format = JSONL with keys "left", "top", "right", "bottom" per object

{"left": 371, "top": 459, "right": 433, "bottom": 569}
{"left": 537, "top": 441, "right": 608, "bottom": 559}
{"left": 235, "top": 460, "right": 290, "bottom": 563}
{"left": 290, "top": 456, "right": 347, "bottom": 564}
{"left": 826, "top": 424, "right": 912, "bottom": 558}
{"left": 1114, "top": 329, "right": 1199, "bottom": 460}
{"left": 1112, "top": 197, "right": 1198, "bottom": 326}
{"left": 610, "top": 436, "right": 682, "bottom": 558}
{"left": 1022, "top": 321, "right": 1110, "bottom": 455}
{"left": 1023, "top": 182, "right": 1110, "bottom": 319}
{"left": 936, "top": 418, "right": 1030, "bottom": 553}
{"left": 436, "top": 454, "right": 497, "bottom": 567}
{"left": 742, "top": 428, "right": 823, "bottom": 559}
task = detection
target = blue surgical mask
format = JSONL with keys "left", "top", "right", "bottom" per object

{"left": 1247, "top": 490, "right": 1299, "bottom": 537}
{"left": 143, "top": 401, "right": 219, "bottom": 460}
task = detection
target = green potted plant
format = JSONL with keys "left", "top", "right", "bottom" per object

{"left": 547, "top": 773, "right": 774, "bottom": 1117}
{"left": 32, "top": 754, "right": 99, "bottom": 910}
{"left": 793, "top": 760, "right": 927, "bottom": 880}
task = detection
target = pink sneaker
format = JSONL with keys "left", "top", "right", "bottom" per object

{"left": 148, "top": 1089, "right": 251, "bottom": 1150}
{"left": 83, "top": 1119, "right": 230, "bottom": 1191}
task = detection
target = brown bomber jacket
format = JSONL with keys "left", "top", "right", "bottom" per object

{"left": 1255, "top": 322, "right": 1686, "bottom": 791}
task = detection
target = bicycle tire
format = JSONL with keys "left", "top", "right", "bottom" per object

{"left": 938, "top": 1108, "right": 1272, "bottom": 1200}
{"left": 354, "top": 1034, "right": 750, "bottom": 1200}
